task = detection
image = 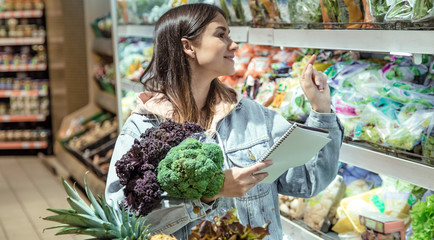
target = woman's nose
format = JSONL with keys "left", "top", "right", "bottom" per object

{"left": 229, "top": 41, "right": 239, "bottom": 51}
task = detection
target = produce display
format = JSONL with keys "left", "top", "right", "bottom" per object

{"left": 116, "top": 0, "right": 434, "bottom": 27}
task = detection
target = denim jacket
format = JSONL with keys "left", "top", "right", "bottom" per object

{"left": 105, "top": 97, "right": 344, "bottom": 240}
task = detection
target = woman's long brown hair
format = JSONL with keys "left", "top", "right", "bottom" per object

{"left": 140, "top": 3, "right": 237, "bottom": 129}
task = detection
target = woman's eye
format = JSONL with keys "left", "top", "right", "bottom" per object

{"left": 218, "top": 33, "right": 225, "bottom": 38}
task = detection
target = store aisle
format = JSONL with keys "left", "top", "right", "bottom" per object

{"left": 0, "top": 156, "right": 86, "bottom": 240}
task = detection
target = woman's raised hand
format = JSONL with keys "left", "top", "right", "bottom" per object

{"left": 299, "top": 55, "right": 331, "bottom": 113}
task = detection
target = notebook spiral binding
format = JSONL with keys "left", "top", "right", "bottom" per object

{"left": 259, "top": 123, "right": 298, "bottom": 162}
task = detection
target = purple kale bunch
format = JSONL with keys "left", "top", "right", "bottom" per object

{"left": 115, "top": 119, "right": 204, "bottom": 216}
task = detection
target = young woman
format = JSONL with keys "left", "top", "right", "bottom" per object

{"left": 106, "top": 3, "right": 344, "bottom": 239}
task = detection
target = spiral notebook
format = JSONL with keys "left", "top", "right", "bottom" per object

{"left": 256, "top": 123, "right": 331, "bottom": 184}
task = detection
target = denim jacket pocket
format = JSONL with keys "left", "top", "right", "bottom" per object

{"left": 225, "top": 136, "right": 269, "bottom": 168}
{"left": 226, "top": 137, "right": 272, "bottom": 201}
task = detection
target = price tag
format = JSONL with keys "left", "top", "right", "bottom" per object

{"left": 2, "top": 115, "right": 10, "bottom": 122}
{"left": 248, "top": 28, "right": 274, "bottom": 45}
{"left": 34, "top": 142, "right": 42, "bottom": 148}
{"left": 22, "top": 142, "right": 30, "bottom": 149}
{"left": 229, "top": 26, "right": 249, "bottom": 42}
{"left": 37, "top": 115, "right": 45, "bottom": 121}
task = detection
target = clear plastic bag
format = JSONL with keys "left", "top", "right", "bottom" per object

{"left": 288, "top": 0, "right": 323, "bottom": 23}
{"left": 384, "top": 0, "right": 415, "bottom": 22}
{"left": 387, "top": 110, "right": 433, "bottom": 150}
{"left": 337, "top": 0, "right": 364, "bottom": 28}
{"left": 412, "top": 0, "right": 434, "bottom": 22}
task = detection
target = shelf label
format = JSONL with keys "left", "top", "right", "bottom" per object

{"left": 248, "top": 28, "right": 273, "bottom": 45}
{"left": 34, "top": 142, "right": 42, "bottom": 148}
{"left": 22, "top": 142, "right": 30, "bottom": 149}
{"left": 37, "top": 115, "right": 45, "bottom": 121}
{"left": 229, "top": 26, "right": 249, "bottom": 42}
{"left": 1, "top": 115, "right": 10, "bottom": 122}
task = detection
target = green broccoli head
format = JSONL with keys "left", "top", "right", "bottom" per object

{"left": 157, "top": 138, "right": 225, "bottom": 199}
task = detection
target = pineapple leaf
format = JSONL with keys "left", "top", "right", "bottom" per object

{"left": 43, "top": 224, "right": 70, "bottom": 230}
{"left": 84, "top": 174, "right": 108, "bottom": 222}
{"left": 43, "top": 214, "right": 89, "bottom": 227}
{"left": 57, "top": 227, "right": 114, "bottom": 239}
{"left": 67, "top": 197, "right": 95, "bottom": 216}
{"left": 61, "top": 177, "right": 82, "bottom": 202}
{"left": 99, "top": 195, "right": 118, "bottom": 226}
{"left": 46, "top": 208, "right": 76, "bottom": 215}
{"left": 54, "top": 226, "right": 83, "bottom": 235}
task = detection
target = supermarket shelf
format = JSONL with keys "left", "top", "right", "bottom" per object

{"left": 0, "top": 63, "right": 47, "bottom": 72}
{"left": 121, "top": 78, "right": 143, "bottom": 93}
{"left": 0, "top": 10, "right": 43, "bottom": 19}
{"left": 115, "top": 26, "right": 434, "bottom": 54}
{"left": 0, "top": 114, "right": 46, "bottom": 122}
{"left": 281, "top": 217, "right": 337, "bottom": 240}
{"left": 0, "top": 37, "right": 45, "bottom": 46}
{"left": 273, "top": 29, "right": 434, "bottom": 54}
{"left": 229, "top": 26, "right": 249, "bottom": 42}
{"left": 95, "top": 90, "right": 117, "bottom": 114}
{"left": 118, "top": 25, "right": 154, "bottom": 38}
{"left": 0, "top": 141, "right": 48, "bottom": 149}
{"left": 340, "top": 143, "right": 434, "bottom": 190}
{"left": 0, "top": 89, "right": 48, "bottom": 97}
{"left": 92, "top": 38, "right": 113, "bottom": 56}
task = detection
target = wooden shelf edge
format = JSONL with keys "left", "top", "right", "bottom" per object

{"left": 54, "top": 141, "right": 106, "bottom": 196}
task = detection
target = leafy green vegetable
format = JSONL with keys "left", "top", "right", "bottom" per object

{"left": 410, "top": 194, "right": 434, "bottom": 240}
{"left": 158, "top": 138, "right": 225, "bottom": 199}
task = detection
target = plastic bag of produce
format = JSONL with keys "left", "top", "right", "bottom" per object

{"left": 338, "top": 163, "right": 383, "bottom": 196}
{"left": 422, "top": 115, "right": 434, "bottom": 164}
{"left": 379, "top": 84, "right": 434, "bottom": 107}
{"left": 412, "top": 0, "right": 434, "bottom": 22}
{"left": 382, "top": 56, "right": 429, "bottom": 85}
{"left": 304, "top": 176, "right": 346, "bottom": 231}
{"left": 277, "top": 82, "right": 312, "bottom": 122}
{"left": 384, "top": 0, "right": 415, "bottom": 22}
{"left": 337, "top": 0, "right": 364, "bottom": 28}
{"left": 320, "top": 0, "right": 340, "bottom": 28}
{"left": 332, "top": 188, "right": 383, "bottom": 234}
{"left": 274, "top": 0, "right": 291, "bottom": 23}
{"left": 353, "top": 99, "right": 401, "bottom": 145}
{"left": 381, "top": 175, "right": 427, "bottom": 226}
{"left": 288, "top": 0, "right": 323, "bottom": 23}
{"left": 387, "top": 109, "right": 433, "bottom": 150}
{"left": 362, "top": 0, "right": 391, "bottom": 22}
{"left": 279, "top": 195, "right": 306, "bottom": 220}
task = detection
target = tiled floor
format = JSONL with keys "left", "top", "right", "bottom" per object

{"left": 0, "top": 156, "right": 87, "bottom": 240}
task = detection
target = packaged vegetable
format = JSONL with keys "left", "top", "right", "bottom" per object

{"left": 332, "top": 188, "right": 383, "bottom": 234}
{"left": 382, "top": 56, "right": 429, "bottom": 85}
{"left": 412, "top": 0, "right": 434, "bottom": 21}
{"left": 422, "top": 115, "right": 434, "bottom": 164}
{"left": 279, "top": 195, "right": 306, "bottom": 220}
{"left": 387, "top": 110, "right": 433, "bottom": 150}
{"left": 255, "top": 80, "right": 276, "bottom": 106}
{"left": 288, "top": 0, "right": 323, "bottom": 23}
{"left": 354, "top": 99, "right": 401, "bottom": 145}
{"left": 243, "top": 56, "right": 271, "bottom": 79}
{"left": 274, "top": 0, "right": 291, "bottom": 23}
{"left": 337, "top": 0, "right": 364, "bottom": 28}
{"left": 363, "top": 0, "right": 391, "bottom": 22}
{"left": 384, "top": 0, "right": 415, "bottom": 22}
{"left": 320, "top": 0, "right": 340, "bottom": 28}
{"left": 304, "top": 176, "right": 346, "bottom": 231}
